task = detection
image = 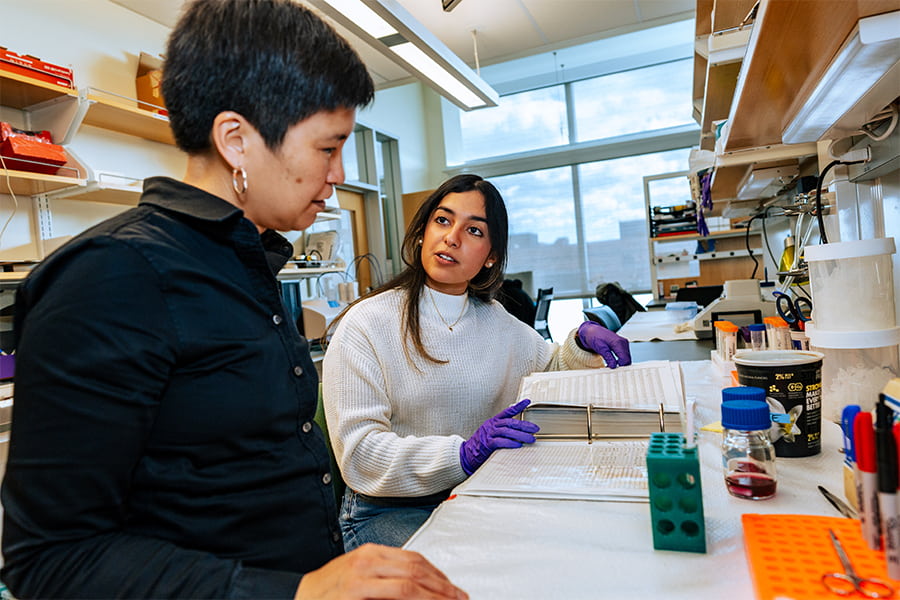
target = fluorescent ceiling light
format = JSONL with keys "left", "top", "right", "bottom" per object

{"left": 782, "top": 10, "right": 900, "bottom": 144}
{"left": 442, "top": 0, "right": 464, "bottom": 12}
{"left": 307, "top": 0, "right": 499, "bottom": 110}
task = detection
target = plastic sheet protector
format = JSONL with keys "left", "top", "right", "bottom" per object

{"left": 517, "top": 360, "right": 685, "bottom": 413}
{"left": 453, "top": 440, "right": 649, "bottom": 502}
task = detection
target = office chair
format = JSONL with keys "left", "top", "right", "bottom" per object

{"left": 496, "top": 279, "right": 537, "bottom": 325}
{"left": 583, "top": 304, "right": 622, "bottom": 332}
{"left": 533, "top": 287, "right": 554, "bottom": 341}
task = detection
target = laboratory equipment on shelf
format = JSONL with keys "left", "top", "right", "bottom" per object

{"left": 692, "top": 279, "right": 778, "bottom": 339}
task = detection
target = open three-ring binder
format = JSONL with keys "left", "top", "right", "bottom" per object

{"left": 516, "top": 360, "right": 686, "bottom": 441}
{"left": 453, "top": 361, "right": 687, "bottom": 502}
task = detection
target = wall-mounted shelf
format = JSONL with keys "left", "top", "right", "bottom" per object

{"left": 650, "top": 227, "right": 753, "bottom": 243}
{"left": 43, "top": 171, "right": 142, "bottom": 205}
{"left": 0, "top": 70, "right": 77, "bottom": 109}
{"left": 0, "top": 168, "right": 86, "bottom": 197}
{"left": 654, "top": 247, "right": 760, "bottom": 264}
{"left": 79, "top": 88, "right": 174, "bottom": 145}
{"left": 277, "top": 266, "right": 344, "bottom": 281}
{"left": 692, "top": 0, "right": 757, "bottom": 150}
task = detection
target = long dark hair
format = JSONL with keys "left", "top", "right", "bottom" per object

{"left": 330, "top": 174, "right": 508, "bottom": 364}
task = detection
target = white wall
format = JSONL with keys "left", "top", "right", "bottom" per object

{"left": 359, "top": 82, "right": 448, "bottom": 194}
{"left": 0, "top": 0, "right": 183, "bottom": 258}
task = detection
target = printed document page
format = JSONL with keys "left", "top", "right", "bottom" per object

{"left": 453, "top": 441, "right": 649, "bottom": 502}
{"left": 517, "top": 360, "right": 684, "bottom": 413}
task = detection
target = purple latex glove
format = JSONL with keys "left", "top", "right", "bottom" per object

{"left": 459, "top": 399, "right": 540, "bottom": 475}
{"left": 576, "top": 321, "right": 632, "bottom": 368}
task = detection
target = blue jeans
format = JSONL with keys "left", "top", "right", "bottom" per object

{"left": 339, "top": 488, "right": 446, "bottom": 550}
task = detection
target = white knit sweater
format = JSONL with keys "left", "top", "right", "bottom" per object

{"left": 322, "top": 287, "right": 606, "bottom": 497}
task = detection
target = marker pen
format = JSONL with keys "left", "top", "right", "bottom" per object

{"left": 876, "top": 398, "right": 899, "bottom": 579}
{"left": 842, "top": 405, "right": 861, "bottom": 509}
{"left": 842, "top": 405, "right": 861, "bottom": 464}
{"left": 854, "top": 411, "right": 881, "bottom": 550}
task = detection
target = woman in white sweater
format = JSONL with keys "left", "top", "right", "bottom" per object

{"left": 322, "top": 174, "right": 631, "bottom": 549}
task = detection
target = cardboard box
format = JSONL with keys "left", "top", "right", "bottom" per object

{"left": 0, "top": 122, "right": 68, "bottom": 175}
{"left": 135, "top": 52, "right": 167, "bottom": 115}
{"left": 0, "top": 46, "right": 74, "bottom": 88}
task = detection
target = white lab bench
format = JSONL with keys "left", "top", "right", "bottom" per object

{"left": 404, "top": 360, "right": 847, "bottom": 600}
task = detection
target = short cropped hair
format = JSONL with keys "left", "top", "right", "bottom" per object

{"left": 162, "top": 0, "right": 374, "bottom": 154}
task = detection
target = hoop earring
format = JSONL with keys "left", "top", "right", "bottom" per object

{"left": 232, "top": 166, "right": 248, "bottom": 195}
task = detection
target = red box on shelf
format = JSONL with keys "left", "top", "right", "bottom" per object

{"left": 0, "top": 122, "right": 68, "bottom": 175}
{"left": 0, "top": 46, "right": 74, "bottom": 88}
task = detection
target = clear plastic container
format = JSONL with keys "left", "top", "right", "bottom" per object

{"left": 804, "top": 238, "right": 896, "bottom": 331}
{"left": 763, "top": 316, "right": 792, "bottom": 350}
{"left": 805, "top": 325, "right": 900, "bottom": 424}
{"left": 747, "top": 323, "right": 766, "bottom": 351}
{"left": 721, "top": 397, "right": 777, "bottom": 500}
{"left": 714, "top": 320, "right": 738, "bottom": 361}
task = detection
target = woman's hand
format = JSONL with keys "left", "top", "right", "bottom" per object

{"left": 575, "top": 321, "right": 632, "bottom": 368}
{"left": 295, "top": 543, "right": 468, "bottom": 599}
{"left": 459, "top": 399, "right": 539, "bottom": 475}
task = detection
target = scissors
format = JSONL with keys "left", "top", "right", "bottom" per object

{"left": 821, "top": 529, "right": 895, "bottom": 598}
{"left": 774, "top": 291, "right": 812, "bottom": 331}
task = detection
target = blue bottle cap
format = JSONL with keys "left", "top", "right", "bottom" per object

{"left": 721, "top": 399, "right": 771, "bottom": 431}
{"left": 747, "top": 323, "right": 766, "bottom": 332}
{"left": 721, "top": 386, "right": 766, "bottom": 403}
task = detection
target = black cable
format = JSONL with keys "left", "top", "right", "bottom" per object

{"left": 346, "top": 253, "right": 384, "bottom": 287}
{"left": 793, "top": 284, "right": 812, "bottom": 301}
{"left": 744, "top": 205, "right": 780, "bottom": 279}
{"left": 813, "top": 159, "right": 865, "bottom": 244}
{"left": 760, "top": 205, "right": 779, "bottom": 267}
{"left": 746, "top": 212, "right": 762, "bottom": 278}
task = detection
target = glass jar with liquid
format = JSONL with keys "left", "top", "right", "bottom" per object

{"left": 721, "top": 397, "right": 777, "bottom": 500}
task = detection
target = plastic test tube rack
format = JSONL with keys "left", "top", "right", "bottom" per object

{"left": 646, "top": 432, "right": 707, "bottom": 553}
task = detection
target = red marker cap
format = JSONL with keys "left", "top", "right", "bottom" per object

{"left": 854, "top": 411, "right": 876, "bottom": 473}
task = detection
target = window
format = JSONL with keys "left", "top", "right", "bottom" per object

{"left": 444, "top": 20, "right": 698, "bottom": 305}
{"left": 491, "top": 148, "right": 691, "bottom": 297}
{"left": 492, "top": 168, "right": 580, "bottom": 293}
{"left": 580, "top": 148, "right": 692, "bottom": 292}
{"left": 571, "top": 60, "right": 693, "bottom": 142}
{"left": 459, "top": 86, "right": 568, "bottom": 162}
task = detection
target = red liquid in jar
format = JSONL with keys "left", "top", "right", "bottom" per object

{"left": 725, "top": 472, "right": 776, "bottom": 499}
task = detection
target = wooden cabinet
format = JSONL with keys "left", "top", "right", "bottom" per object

{"left": 692, "top": 0, "right": 756, "bottom": 150}
{"left": 692, "top": 0, "right": 898, "bottom": 217}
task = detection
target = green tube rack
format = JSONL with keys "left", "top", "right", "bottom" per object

{"left": 646, "top": 432, "right": 707, "bottom": 553}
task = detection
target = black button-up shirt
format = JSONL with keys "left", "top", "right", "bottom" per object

{"left": 1, "top": 177, "right": 341, "bottom": 598}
